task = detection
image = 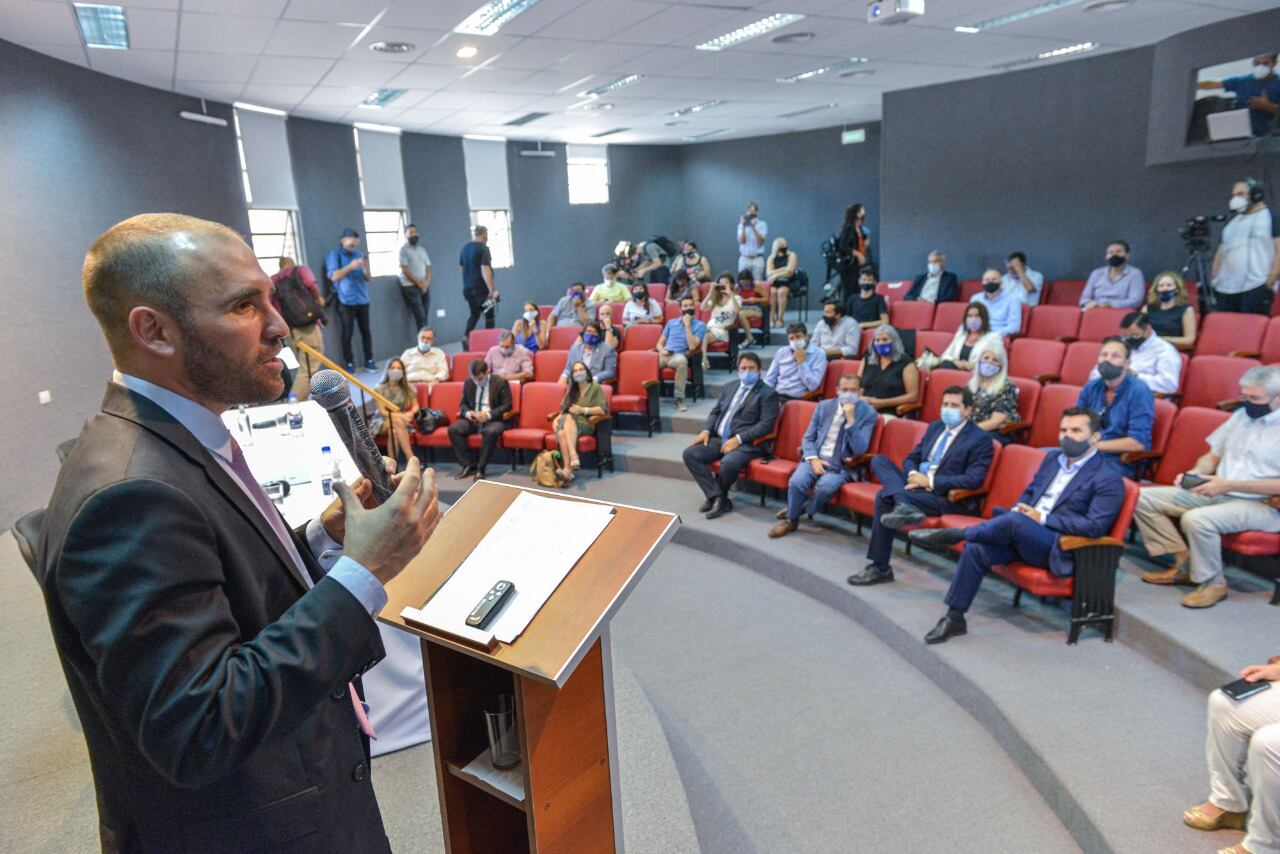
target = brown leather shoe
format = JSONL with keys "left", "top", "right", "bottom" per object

{"left": 768, "top": 519, "right": 798, "bottom": 539}
{"left": 775, "top": 507, "right": 789, "bottom": 520}
{"left": 1182, "top": 583, "right": 1228, "bottom": 609}
{"left": 1142, "top": 566, "right": 1193, "bottom": 586}
{"left": 1183, "top": 804, "right": 1246, "bottom": 831}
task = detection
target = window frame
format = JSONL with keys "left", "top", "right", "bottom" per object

{"left": 361, "top": 208, "right": 408, "bottom": 278}
{"left": 247, "top": 208, "right": 303, "bottom": 276}
{"left": 469, "top": 209, "right": 515, "bottom": 269}
{"left": 566, "top": 147, "right": 610, "bottom": 205}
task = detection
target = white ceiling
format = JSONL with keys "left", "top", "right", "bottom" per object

{"left": 3, "top": 0, "right": 1269, "bottom": 144}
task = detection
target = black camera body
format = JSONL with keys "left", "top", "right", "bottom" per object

{"left": 1179, "top": 213, "right": 1226, "bottom": 250}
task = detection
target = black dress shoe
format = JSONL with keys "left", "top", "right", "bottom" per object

{"left": 847, "top": 564, "right": 895, "bottom": 586}
{"left": 455, "top": 465, "right": 476, "bottom": 480}
{"left": 474, "top": 468, "right": 486, "bottom": 480}
{"left": 924, "top": 616, "right": 967, "bottom": 644}
{"left": 698, "top": 497, "right": 715, "bottom": 513}
{"left": 910, "top": 527, "right": 966, "bottom": 548}
{"left": 705, "top": 496, "right": 733, "bottom": 519}
{"left": 882, "top": 504, "right": 927, "bottom": 531}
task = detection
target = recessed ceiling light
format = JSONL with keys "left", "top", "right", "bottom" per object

{"left": 504, "top": 111, "right": 550, "bottom": 126}
{"left": 581, "top": 102, "right": 615, "bottom": 112}
{"left": 1083, "top": 0, "right": 1131, "bottom": 10}
{"left": 664, "top": 120, "right": 689, "bottom": 126}
{"left": 359, "top": 88, "right": 406, "bottom": 109}
{"left": 839, "top": 68, "right": 875, "bottom": 78}
{"left": 73, "top": 4, "right": 129, "bottom": 49}
{"left": 683, "top": 129, "right": 730, "bottom": 141}
{"left": 953, "top": 25, "right": 980, "bottom": 33}
{"left": 456, "top": 45, "right": 479, "bottom": 59}
{"left": 590, "top": 127, "right": 629, "bottom": 138}
{"left": 455, "top": 0, "right": 543, "bottom": 36}
{"left": 772, "top": 31, "right": 814, "bottom": 44}
{"left": 776, "top": 58, "right": 868, "bottom": 84}
{"left": 234, "top": 101, "right": 287, "bottom": 116}
{"left": 369, "top": 40, "right": 415, "bottom": 53}
{"left": 578, "top": 74, "right": 644, "bottom": 98}
{"left": 671, "top": 100, "right": 726, "bottom": 117}
{"left": 696, "top": 13, "right": 805, "bottom": 51}
{"left": 953, "top": 0, "right": 1086, "bottom": 33}
{"left": 778, "top": 102, "right": 837, "bottom": 118}
{"left": 1037, "top": 41, "right": 1097, "bottom": 59}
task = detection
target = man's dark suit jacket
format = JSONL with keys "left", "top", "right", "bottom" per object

{"left": 36, "top": 384, "right": 390, "bottom": 853}
{"left": 906, "top": 270, "right": 959, "bottom": 302}
{"left": 701, "top": 379, "right": 780, "bottom": 452}
{"left": 1008, "top": 450, "right": 1126, "bottom": 576}
{"left": 459, "top": 375, "right": 512, "bottom": 421}
{"left": 903, "top": 419, "right": 995, "bottom": 496}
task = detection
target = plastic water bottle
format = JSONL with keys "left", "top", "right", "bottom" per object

{"left": 287, "top": 394, "right": 304, "bottom": 437}
{"left": 237, "top": 404, "right": 254, "bottom": 446}
{"left": 319, "top": 446, "right": 338, "bottom": 495}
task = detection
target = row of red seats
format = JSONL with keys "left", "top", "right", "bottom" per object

{"left": 878, "top": 278, "right": 1220, "bottom": 311}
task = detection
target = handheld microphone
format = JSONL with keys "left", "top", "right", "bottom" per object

{"left": 309, "top": 369, "right": 396, "bottom": 504}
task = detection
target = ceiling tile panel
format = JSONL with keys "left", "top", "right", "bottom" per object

{"left": 88, "top": 49, "right": 176, "bottom": 80}
{"left": 263, "top": 20, "right": 363, "bottom": 57}
{"left": 175, "top": 51, "right": 258, "bottom": 82}
{"left": 251, "top": 55, "right": 338, "bottom": 84}
{"left": 0, "top": 1, "right": 82, "bottom": 45}
{"left": 178, "top": 13, "right": 276, "bottom": 54}
{"left": 534, "top": 0, "right": 667, "bottom": 41}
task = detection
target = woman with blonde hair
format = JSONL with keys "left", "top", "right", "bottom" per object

{"left": 1145, "top": 271, "right": 1198, "bottom": 350}
{"left": 967, "top": 346, "right": 1019, "bottom": 443}
{"left": 766, "top": 237, "right": 799, "bottom": 328}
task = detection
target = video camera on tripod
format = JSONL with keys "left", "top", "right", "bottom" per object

{"left": 1178, "top": 212, "right": 1227, "bottom": 311}
{"left": 1179, "top": 213, "right": 1227, "bottom": 251}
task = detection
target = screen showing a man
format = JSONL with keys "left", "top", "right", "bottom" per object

{"left": 1193, "top": 54, "right": 1280, "bottom": 142}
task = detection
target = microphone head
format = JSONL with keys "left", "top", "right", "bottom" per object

{"left": 310, "top": 369, "right": 351, "bottom": 411}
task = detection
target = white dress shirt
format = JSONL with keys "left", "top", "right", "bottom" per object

{"left": 810, "top": 315, "right": 860, "bottom": 356}
{"left": 816, "top": 409, "right": 847, "bottom": 460}
{"left": 1208, "top": 406, "right": 1280, "bottom": 497}
{"left": 920, "top": 273, "right": 942, "bottom": 303}
{"left": 1001, "top": 268, "right": 1045, "bottom": 306}
{"left": 1087, "top": 333, "right": 1182, "bottom": 395}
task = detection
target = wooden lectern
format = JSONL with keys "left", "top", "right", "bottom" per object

{"left": 379, "top": 481, "right": 680, "bottom": 853}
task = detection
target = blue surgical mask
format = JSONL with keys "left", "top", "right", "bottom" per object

{"left": 940, "top": 407, "right": 963, "bottom": 428}
{"left": 873, "top": 342, "right": 893, "bottom": 357}
{"left": 837, "top": 391, "right": 859, "bottom": 406}
{"left": 739, "top": 370, "right": 759, "bottom": 386}
{"left": 573, "top": 372, "right": 588, "bottom": 383}
{"left": 978, "top": 361, "right": 1000, "bottom": 378}
{"left": 417, "top": 341, "right": 431, "bottom": 352}
{"left": 583, "top": 333, "right": 600, "bottom": 346}
{"left": 570, "top": 290, "right": 583, "bottom": 300}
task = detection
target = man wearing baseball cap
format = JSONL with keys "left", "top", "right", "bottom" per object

{"left": 325, "top": 227, "right": 375, "bottom": 371}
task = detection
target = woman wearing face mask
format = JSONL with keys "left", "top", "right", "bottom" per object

{"left": 622, "top": 283, "right": 663, "bottom": 326}
{"left": 1145, "top": 272, "right": 1198, "bottom": 350}
{"left": 512, "top": 300, "right": 548, "bottom": 353}
{"left": 846, "top": 266, "right": 889, "bottom": 330}
{"left": 766, "top": 237, "right": 799, "bottom": 328}
{"left": 701, "top": 275, "right": 743, "bottom": 367}
{"left": 671, "top": 241, "right": 712, "bottom": 282}
{"left": 552, "top": 361, "right": 608, "bottom": 483}
{"left": 938, "top": 303, "right": 1002, "bottom": 371}
{"left": 967, "top": 347, "right": 1020, "bottom": 442}
{"left": 373, "top": 358, "right": 420, "bottom": 468}
{"left": 861, "top": 324, "right": 920, "bottom": 415}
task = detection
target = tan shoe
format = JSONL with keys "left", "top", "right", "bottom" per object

{"left": 1142, "top": 566, "right": 1193, "bottom": 586}
{"left": 775, "top": 507, "right": 789, "bottom": 520}
{"left": 1217, "top": 846, "right": 1251, "bottom": 854}
{"left": 675, "top": 400, "right": 687, "bottom": 412}
{"left": 1182, "top": 583, "right": 1229, "bottom": 609}
{"left": 1184, "top": 804, "right": 1246, "bottom": 831}
{"left": 768, "top": 519, "right": 798, "bottom": 539}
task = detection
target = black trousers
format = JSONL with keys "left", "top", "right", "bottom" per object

{"left": 399, "top": 285, "right": 430, "bottom": 330}
{"left": 865, "top": 455, "right": 963, "bottom": 567}
{"left": 447, "top": 418, "right": 504, "bottom": 471}
{"left": 464, "top": 291, "right": 496, "bottom": 337}
{"left": 1213, "top": 284, "right": 1273, "bottom": 316}
{"left": 681, "top": 436, "right": 764, "bottom": 499}
{"left": 336, "top": 302, "right": 373, "bottom": 365}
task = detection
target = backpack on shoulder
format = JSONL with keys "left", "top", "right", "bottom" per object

{"left": 276, "top": 266, "right": 326, "bottom": 328}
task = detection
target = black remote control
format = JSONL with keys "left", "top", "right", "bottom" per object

{"left": 466, "top": 581, "right": 515, "bottom": 630}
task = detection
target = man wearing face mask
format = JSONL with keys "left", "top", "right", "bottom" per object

{"left": 907, "top": 250, "right": 959, "bottom": 303}
{"left": 1087, "top": 312, "right": 1181, "bottom": 395}
{"left": 970, "top": 267, "right": 1023, "bottom": 336}
{"left": 846, "top": 267, "right": 889, "bottom": 330}
{"left": 1076, "top": 337, "right": 1154, "bottom": 475}
{"left": 1001, "top": 252, "right": 1045, "bottom": 306}
{"left": 683, "top": 353, "right": 780, "bottom": 519}
{"left": 810, "top": 300, "right": 860, "bottom": 358}
{"left": 770, "top": 374, "right": 877, "bottom": 539}
{"left": 1211, "top": 178, "right": 1279, "bottom": 316}
{"left": 484, "top": 331, "right": 533, "bottom": 384}
{"left": 1199, "top": 54, "right": 1280, "bottom": 138}
{"left": 764, "top": 323, "right": 827, "bottom": 402}
{"left": 1135, "top": 365, "right": 1280, "bottom": 609}
{"left": 1080, "top": 241, "right": 1145, "bottom": 311}
{"left": 589, "top": 264, "right": 631, "bottom": 303}
{"left": 400, "top": 326, "right": 448, "bottom": 387}
{"left": 551, "top": 282, "right": 592, "bottom": 328}
{"left": 398, "top": 224, "right": 432, "bottom": 330}
{"left": 325, "top": 228, "right": 374, "bottom": 372}
{"left": 657, "top": 297, "right": 706, "bottom": 412}
{"left": 560, "top": 321, "right": 617, "bottom": 385}
{"left": 849, "top": 387, "right": 995, "bottom": 587}
{"left": 911, "top": 407, "right": 1125, "bottom": 643}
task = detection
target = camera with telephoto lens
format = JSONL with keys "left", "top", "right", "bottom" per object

{"left": 481, "top": 294, "right": 500, "bottom": 313}
{"left": 612, "top": 239, "right": 638, "bottom": 273}
{"left": 1180, "top": 213, "right": 1226, "bottom": 249}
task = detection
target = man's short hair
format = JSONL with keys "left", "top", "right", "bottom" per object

{"left": 419, "top": 326, "right": 433, "bottom": 336}
{"left": 583, "top": 321, "right": 601, "bottom": 336}
{"left": 1062, "top": 405, "right": 1102, "bottom": 433}
{"left": 1007, "top": 251, "right": 1027, "bottom": 264}
{"left": 1101, "top": 335, "right": 1132, "bottom": 357}
{"left": 499, "top": 331, "right": 515, "bottom": 344}
{"left": 738, "top": 351, "right": 762, "bottom": 369}
{"left": 470, "top": 359, "right": 488, "bottom": 377}
{"left": 737, "top": 268, "right": 754, "bottom": 281}
{"left": 674, "top": 269, "right": 690, "bottom": 281}
{"left": 1241, "top": 365, "right": 1280, "bottom": 396}
{"left": 859, "top": 266, "right": 878, "bottom": 280}
{"left": 928, "top": 250, "right": 946, "bottom": 262}
{"left": 406, "top": 223, "right": 417, "bottom": 231}
{"left": 787, "top": 322, "right": 808, "bottom": 336}
{"left": 838, "top": 372, "right": 861, "bottom": 387}
{"left": 603, "top": 264, "right": 619, "bottom": 275}
{"left": 83, "top": 213, "right": 245, "bottom": 345}
{"left": 1121, "top": 311, "right": 1151, "bottom": 329}
{"left": 1109, "top": 239, "right": 1131, "bottom": 253}
{"left": 473, "top": 225, "right": 487, "bottom": 237}
{"left": 824, "top": 299, "right": 844, "bottom": 314}
{"left": 942, "top": 385, "right": 974, "bottom": 408}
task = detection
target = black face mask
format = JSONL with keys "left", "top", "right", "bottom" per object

{"left": 859, "top": 282, "right": 875, "bottom": 292}
{"left": 683, "top": 308, "right": 696, "bottom": 316}
{"left": 824, "top": 315, "right": 838, "bottom": 327}
{"left": 1157, "top": 289, "right": 1176, "bottom": 302}
{"left": 1098, "top": 361, "right": 1126, "bottom": 381}
{"left": 1060, "top": 436, "right": 1092, "bottom": 459}
{"left": 633, "top": 291, "right": 646, "bottom": 301}
{"left": 1107, "top": 255, "right": 1127, "bottom": 268}
{"left": 1124, "top": 334, "right": 1146, "bottom": 351}
{"left": 982, "top": 281, "right": 1001, "bottom": 294}
{"left": 407, "top": 235, "right": 419, "bottom": 246}
{"left": 1243, "top": 400, "right": 1274, "bottom": 420}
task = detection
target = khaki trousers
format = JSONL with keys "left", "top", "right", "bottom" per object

{"left": 1206, "top": 686, "right": 1280, "bottom": 854}
{"left": 1133, "top": 486, "right": 1280, "bottom": 583}
{"left": 660, "top": 353, "right": 690, "bottom": 400}
{"left": 287, "top": 323, "right": 325, "bottom": 401}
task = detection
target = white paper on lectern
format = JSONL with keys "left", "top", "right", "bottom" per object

{"left": 401, "top": 491, "right": 616, "bottom": 646}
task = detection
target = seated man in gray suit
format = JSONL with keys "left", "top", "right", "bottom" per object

{"left": 770, "top": 372, "right": 877, "bottom": 538}
{"left": 683, "top": 352, "right": 780, "bottom": 519}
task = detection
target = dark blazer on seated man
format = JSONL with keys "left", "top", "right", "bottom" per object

{"left": 683, "top": 364, "right": 779, "bottom": 519}
{"left": 448, "top": 367, "right": 512, "bottom": 476}
{"left": 906, "top": 270, "right": 959, "bottom": 303}
{"left": 39, "top": 383, "right": 392, "bottom": 852}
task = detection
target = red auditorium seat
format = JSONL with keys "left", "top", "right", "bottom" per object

{"left": 416, "top": 382, "right": 463, "bottom": 454}
{"left": 1127, "top": 405, "right": 1229, "bottom": 485}
{"left": 958, "top": 279, "right": 983, "bottom": 301}
{"left": 541, "top": 385, "right": 614, "bottom": 477}
{"left": 1006, "top": 378, "right": 1041, "bottom": 437}
{"left": 1118, "top": 399, "right": 1177, "bottom": 477}
{"left": 622, "top": 324, "right": 662, "bottom": 352}
{"left": 890, "top": 300, "right": 935, "bottom": 331}
{"left": 548, "top": 325, "right": 581, "bottom": 350}
{"left": 915, "top": 330, "right": 955, "bottom": 359}
{"left": 1008, "top": 338, "right": 1066, "bottom": 382}
{"left": 538, "top": 305, "right": 554, "bottom": 321}
{"left": 533, "top": 349, "right": 568, "bottom": 382}
{"left": 451, "top": 352, "right": 486, "bottom": 381}
{"left": 1047, "top": 279, "right": 1086, "bottom": 307}
{"left": 1178, "top": 355, "right": 1260, "bottom": 409}
{"left": 821, "top": 359, "right": 862, "bottom": 398}
{"left": 647, "top": 283, "right": 668, "bottom": 302}
{"left": 662, "top": 301, "right": 681, "bottom": 322}
{"left": 1257, "top": 316, "right": 1280, "bottom": 364}
{"left": 900, "top": 440, "right": 1004, "bottom": 541}
{"left": 877, "top": 280, "right": 912, "bottom": 301}
{"left": 1022, "top": 384, "right": 1083, "bottom": 449}
{"left": 1025, "top": 305, "right": 1081, "bottom": 342}
{"left": 1076, "top": 307, "right": 1129, "bottom": 342}
{"left": 899, "top": 368, "right": 969, "bottom": 422}
{"left": 1272, "top": 287, "right": 1280, "bottom": 317}
{"left": 835, "top": 417, "right": 928, "bottom": 524}
{"left": 931, "top": 301, "right": 967, "bottom": 332}
{"left": 500, "top": 381, "right": 561, "bottom": 454}
{"left": 1193, "top": 312, "right": 1269, "bottom": 358}
{"left": 745, "top": 400, "right": 816, "bottom": 501}
{"left": 938, "top": 444, "right": 1047, "bottom": 532}
{"left": 1059, "top": 341, "right": 1102, "bottom": 386}
{"left": 612, "top": 351, "right": 661, "bottom": 435}
{"left": 468, "top": 328, "right": 502, "bottom": 352}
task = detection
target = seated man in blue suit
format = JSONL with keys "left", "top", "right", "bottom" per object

{"left": 1076, "top": 336, "right": 1153, "bottom": 476}
{"left": 910, "top": 406, "right": 1126, "bottom": 644}
{"left": 848, "top": 386, "right": 995, "bottom": 586}
{"left": 906, "top": 250, "right": 959, "bottom": 303}
{"left": 769, "top": 372, "right": 878, "bottom": 538}
{"left": 683, "top": 352, "right": 780, "bottom": 520}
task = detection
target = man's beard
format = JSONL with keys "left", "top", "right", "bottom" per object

{"left": 179, "top": 322, "right": 284, "bottom": 407}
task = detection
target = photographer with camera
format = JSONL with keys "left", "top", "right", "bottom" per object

{"left": 633, "top": 239, "right": 672, "bottom": 284}
{"left": 737, "top": 202, "right": 769, "bottom": 280}
{"left": 460, "top": 225, "right": 498, "bottom": 338}
{"left": 1212, "top": 179, "right": 1279, "bottom": 316}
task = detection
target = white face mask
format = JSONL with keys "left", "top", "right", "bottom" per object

{"left": 927, "top": 262, "right": 942, "bottom": 276}
{"left": 1254, "top": 64, "right": 1274, "bottom": 80}
{"left": 789, "top": 338, "right": 807, "bottom": 351}
{"left": 1229, "top": 195, "right": 1249, "bottom": 213}
{"left": 523, "top": 309, "right": 538, "bottom": 321}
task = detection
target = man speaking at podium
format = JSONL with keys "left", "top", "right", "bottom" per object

{"left": 37, "top": 214, "right": 442, "bottom": 852}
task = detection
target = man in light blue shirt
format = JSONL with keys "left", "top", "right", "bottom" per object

{"left": 325, "top": 227, "right": 374, "bottom": 371}
{"left": 765, "top": 322, "right": 827, "bottom": 401}
{"left": 1081, "top": 241, "right": 1145, "bottom": 310}
{"left": 1001, "top": 251, "right": 1045, "bottom": 306}
{"left": 657, "top": 296, "right": 706, "bottom": 411}
{"left": 970, "top": 268, "right": 1023, "bottom": 336}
